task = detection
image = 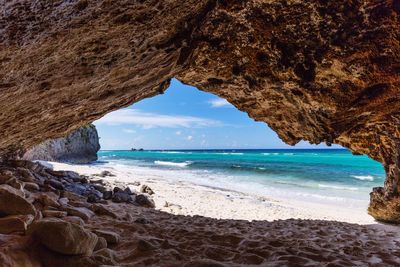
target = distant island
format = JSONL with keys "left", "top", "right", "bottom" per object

{"left": 131, "top": 148, "right": 144, "bottom": 151}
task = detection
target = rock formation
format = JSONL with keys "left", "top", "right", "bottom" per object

{"left": 23, "top": 124, "right": 100, "bottom": 164}
{"left": 0, "top": 1, "right": 399, "bottom": 219}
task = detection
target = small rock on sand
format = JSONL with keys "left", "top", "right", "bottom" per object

{"left": 140, "top": 185, "right": 154, "bottom": 195}
{"left": 135, "top": 194, "right": 155, "bottom": 208}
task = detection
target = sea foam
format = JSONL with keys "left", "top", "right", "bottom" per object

{"left": 154, "top": 160, "right": 192, "bottom": 167}
{"left": 351, "top": 175, "right": 374, "bottom": 181}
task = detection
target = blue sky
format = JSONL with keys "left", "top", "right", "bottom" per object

{"left": 94, "top": 79, "right": 340, "bottom": 150}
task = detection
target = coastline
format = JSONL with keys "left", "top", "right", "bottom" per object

{"left": 47, "top": 161, "right": 377, "bottom": 225}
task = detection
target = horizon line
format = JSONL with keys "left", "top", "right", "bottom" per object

{"left": 99, "top": 147, "right": 348, "bottom": 151}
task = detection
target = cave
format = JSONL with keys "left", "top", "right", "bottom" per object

{"left": 0, "top": 0, "right": 399, "bottom": 265}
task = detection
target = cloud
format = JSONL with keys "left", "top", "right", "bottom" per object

{"left": 187, "top": 135, "right": 193, "bottom": 141}
{"left": 96, "top": 109, "right": 222, "bottom": 129}
{"left": 208, "top": 98, "right": 232, "bottom": 108}
{"left": 122, "top": 129, "right": 136, "bottom": 134}
{"left": 175, "top": 131, "right": 182, "bottom": 135}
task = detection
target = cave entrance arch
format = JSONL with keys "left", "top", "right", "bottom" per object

{"left": 91, "top": 79, "right": 385, "bottom": 221}
{"left": 1, "top": 0, "right": 398, "bottom": 222}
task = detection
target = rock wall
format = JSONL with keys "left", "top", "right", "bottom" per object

{"left": 0, "top": 1, "right": 399, "bottom": 221}
{"left": 23, "top": 124, "right": 100, "bottom": 164}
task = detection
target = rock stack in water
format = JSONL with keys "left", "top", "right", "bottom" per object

{"left": 0, "top": 160, "right": 155, "bottom": 266}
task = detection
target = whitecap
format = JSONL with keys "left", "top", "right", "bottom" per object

{"left": 318, "top": 184, "right": 358, "bottom": 191}
{"left": 351, "top": 175, "right": 374, "bottom": 181}
{"left": 154, "top": 160, "right": 192, "bottom": 167}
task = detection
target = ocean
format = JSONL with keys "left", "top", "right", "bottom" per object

{"left": 97, "top": 149, "right": 385, "bottom": 210}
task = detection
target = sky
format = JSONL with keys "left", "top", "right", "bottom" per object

{"left": 94, "top": 79, "right": 341, "bottom": 150}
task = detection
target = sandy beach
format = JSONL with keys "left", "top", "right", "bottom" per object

{"left": 47, "top": 161, "right": 377, "bottom": 225}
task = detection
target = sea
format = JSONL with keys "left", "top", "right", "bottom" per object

{"left": 97, "top": 149, "right": 385, "bottom": 210}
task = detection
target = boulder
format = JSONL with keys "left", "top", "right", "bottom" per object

{"left": 45, "top": 179, "right": 65, "bottom": 191}
{"left": 87, "top": 193, "right": 101, "bottom": 203}
{"left": 112, "top": 192, "right": 133, "bottom": 203}
{"left": 28, "top": 218, "right": 98, "bottom": 256}
{"left": 65, "top": 206, "right": 95, "bottom": 222}
{"left": 42, "top": 210, "right": 68, "bottom": 218}
{"left": 16, "top": 168, "right": 36, "bottom": 183}
{"left": 35, "top": 192, "right": 60, "bottom": 208}
{"left": 63, "top": 216, "right": 85, "bottom": 226}
{"left": 123, "top": 187, "right": 134, "bottom": 195}
{"left": 0, "top": 215, "right": 34, "bottom": 234}
{"left": 93, "top": 229, "right": 120, "bottom": 244}
{"left": 103, "top": 191, "right": 113, "bottom": 200}
{"left": 0, "top": 185, "right": 36, "bottom": 216}
{"left": 94, "top": 236, "right": 107, "bottom": 251}
{"left": 24, "top": 182, "right": 40, "bottom": 192}
{"left": 97, "top": 171, "right": 115, "bottom": 177}
{"left": 0, "top": 170, "right": 15, "bottom": 184}
{"left": 135, "top": 194, "right": 155, "bottom": 208}
{"left": 91, "top": 204, "right": 118, "bottom": 219}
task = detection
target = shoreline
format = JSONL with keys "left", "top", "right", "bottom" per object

{"left": 46, "top": 161, "right": 378, "bottom": 225}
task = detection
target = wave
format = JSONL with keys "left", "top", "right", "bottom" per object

{"left": 263, "top": 153, "right": 279, "bottom": 155}
{"left": 156, "top": 151, "right": 191, "bottom": 154}
{"left": 318, "top": 184, "right": 358, "bottom": 191}
{"left": 215, "top": 152, "right": 244, "bottom": 155}
{"left": 351, "top": 175, "right": 374, "bottom": 181}
{"left": 154, "top": 160, "right": 192, "bottom": 167}
{"left": 283, "top": 153, "right": 294, "bottom": 155}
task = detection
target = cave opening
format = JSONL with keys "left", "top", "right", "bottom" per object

{"left": 88, "top": 78, "right": 385, "bottom": 222}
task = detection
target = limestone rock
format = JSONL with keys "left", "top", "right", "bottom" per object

{"left": 0, "top": 215, "right": 34, "bottom": 234}
{"left": 0, "top": 185, "right": 36, "bottom": 216}
{"left": 24, "top": 182, "right": 40, "bottom": 192}
{"left": 42, "top": 210, "right": 68, "bottom": 218}
{"left": 34, "top": 192, "right": 60, "bottom": 209}
{"left": 93, "top": 230, "right": 120, "bottom": 244}
{"left": 135, "top": 194, "right": 155, "bottom": 208}
{"left": 28, "top": 218, "right": 98, "bottom": 256}
{"left": 23, "top": 124, "right": 100, "bottom": 164}
{"left": 94, "top": 236, "right": 108, "bottom": 251}
{"left": 64, "top": 206, "right": 95, "bottom": 222}
{"left": 63, "top": 216, "right": 85, "bottom": 226}
{"left": 91, "top": 204, "right": 118, "bottom": 219}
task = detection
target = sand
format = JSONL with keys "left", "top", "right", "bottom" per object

{"left": 48, "top": 161, "right": 376, "bottom": 224}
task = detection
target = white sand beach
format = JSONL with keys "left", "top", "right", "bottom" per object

{"left": 47, "top": 161, "right": 377, "bottom": 225}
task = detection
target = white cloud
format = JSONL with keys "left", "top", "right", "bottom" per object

{"left": 122, "top": 129, "right": 136, "bottom": 134}
{"left": 175, "top": 131, "right": 182, "bottom": 135}
{"left": 187, "top": 135, "right": 193, "bottom": 141}
{"left": 208, "top": 98, "right": 232, "bottom": 108}
{"left": 96, "top": 109, "right": 222, "bottom": 129}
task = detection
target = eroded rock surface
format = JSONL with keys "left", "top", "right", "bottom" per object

{"left": 0, "top": 1, "right": 399, "bottom": 220}
{"left": 23, "top": 124, "right": 100, "bottom": 164}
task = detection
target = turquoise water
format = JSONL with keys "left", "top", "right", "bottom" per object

{"left": 97, "top": 149, "right": 385, "bottom": 208}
